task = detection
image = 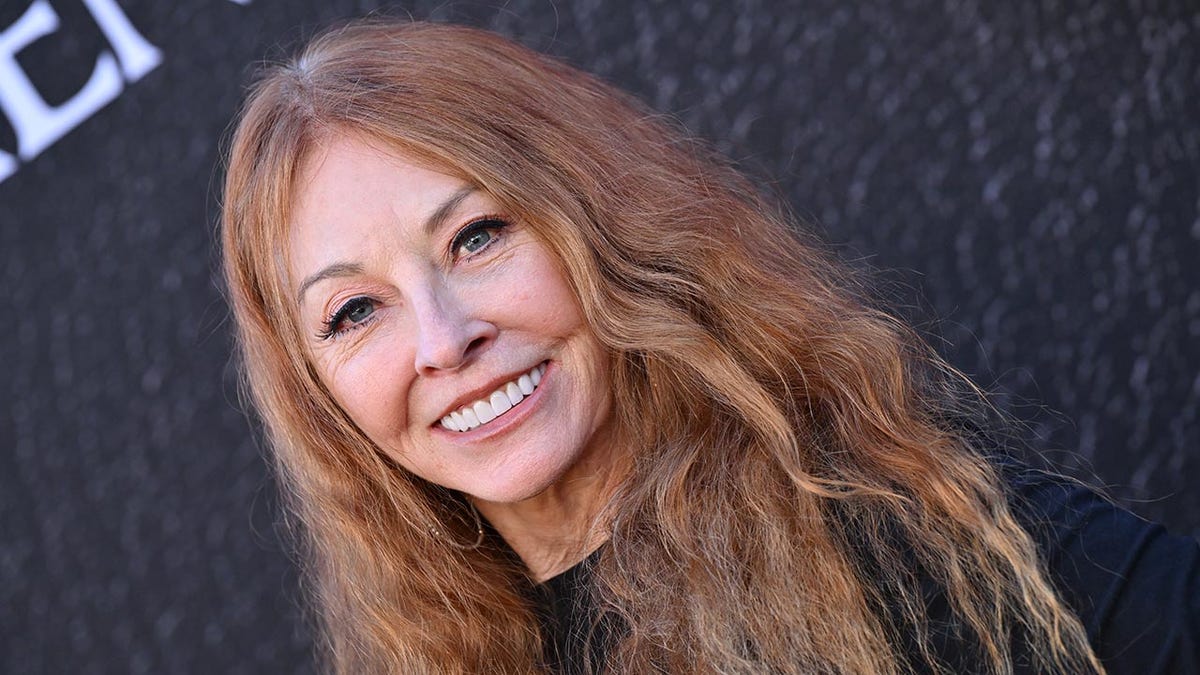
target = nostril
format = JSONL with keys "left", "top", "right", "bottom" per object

{"left": 464, "top": 335, "right": 489, "bottom": 358}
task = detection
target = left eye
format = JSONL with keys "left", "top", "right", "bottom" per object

{"left": 320, "top": 296, "right": 377, "bottom": 339}
{"left": 451, "top": 218, "right": 507, "bottom": 258}
{"left": 341, "top": 299, "right": 374, "bottom": 324}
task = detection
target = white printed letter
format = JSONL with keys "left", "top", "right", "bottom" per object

{"left": 0, "top": 150, "right": 15, "bottom": 182}
{"left": 0, "top": 0, "right": 123, "bottom": 161}
{"left": 81, "top": 0, "right": 161, "bottom": 81}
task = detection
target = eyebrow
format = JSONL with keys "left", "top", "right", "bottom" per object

{"left": 295, "top": 185, "right": 478, "bottom": 305}
{"left": 424, "top": 185, "right": 477, "bottom": 237}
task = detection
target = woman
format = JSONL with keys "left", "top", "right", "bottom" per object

{"left": 220, "top": 19, "right": 1197, "bottom": 674}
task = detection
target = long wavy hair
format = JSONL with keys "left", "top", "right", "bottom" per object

{"left": 221, "top": 19, "right": 1102, "bottom": 674}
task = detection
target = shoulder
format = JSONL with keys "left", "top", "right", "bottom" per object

{"left": 998, "top": 458, "right": 1200, "bottom": 674}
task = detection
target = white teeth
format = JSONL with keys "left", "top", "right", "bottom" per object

{"left": 474, "top": 400, "right": 496, "bottom": 424}
{"left": 505, "top": 382, "right": 524, "bottom": 405}
{"left": 441, "top": 362, "right": 547, "bottom": 432}
{"left": 490, "top": 390, "right": 512, "bottom": 415}
{"left": 517, "top": 374, "right": 534, "bottom": 395}
{"left": 461, "top": 407, "right": 480, "bottom": 428}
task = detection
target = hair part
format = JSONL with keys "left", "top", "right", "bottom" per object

{"left": 221, "top": 19, "right": 1102, "bottom": 674}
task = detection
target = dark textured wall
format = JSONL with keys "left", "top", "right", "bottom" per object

{"left": 1, "top": 1, "right": 1196, "bottom": 671}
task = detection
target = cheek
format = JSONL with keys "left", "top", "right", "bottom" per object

{"left": 517, "top": 258, "right": 585, "bottom": 328}
{"left": 319, "top": 339, "right": 415, "bottom": 437}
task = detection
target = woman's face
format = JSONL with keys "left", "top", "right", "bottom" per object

{"left": 287, "top": 135, "right": 614, "bottom": 504}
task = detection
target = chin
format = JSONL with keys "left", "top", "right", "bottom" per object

{"left": 464, "top": 452, "right": 577, "bottom": 505}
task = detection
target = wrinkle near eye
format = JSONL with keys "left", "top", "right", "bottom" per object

{"left": 311, "top": 315, "right": 384, "bottom": 370}
{"left": 315, "top": 315, "right": 413, "bottom": 432}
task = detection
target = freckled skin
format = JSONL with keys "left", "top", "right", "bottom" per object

{"left": 287, "top": 135, "right": 615, "bottom": 511}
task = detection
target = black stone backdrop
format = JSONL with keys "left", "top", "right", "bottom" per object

{"left": 1, "top": 0, "right": 1196, "bottom": 671}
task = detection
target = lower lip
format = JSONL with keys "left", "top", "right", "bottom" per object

{"left": 434, "top": 361, "right": 551, "bottom": 443}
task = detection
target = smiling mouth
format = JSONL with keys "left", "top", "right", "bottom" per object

{"left": 439, "top": 362, "right": 547, "bottom": 433}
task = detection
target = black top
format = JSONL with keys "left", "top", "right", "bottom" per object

{"left": 534, "top": 463, "right": 1200, "bottom": 673}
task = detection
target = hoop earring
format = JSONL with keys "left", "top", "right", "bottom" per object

{"left": 430, "top": 499, "right": 485, "bottom": 551}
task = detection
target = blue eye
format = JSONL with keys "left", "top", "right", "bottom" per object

{"left": 451, "top": 218, "right": 508, "bottom": 259}
{"left": 319, "top": 296, "right": 376, "bottom": 339}
{"left": 460, "top": 229, "right": 492, "bottom": 253}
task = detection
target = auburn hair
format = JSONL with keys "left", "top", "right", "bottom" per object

{"left": 221, "top": 19, "right": 1102, "bottom": 674}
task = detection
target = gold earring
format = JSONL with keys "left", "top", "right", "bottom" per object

{"left": 430, "top": 499, "right": 485, "bottom": 551}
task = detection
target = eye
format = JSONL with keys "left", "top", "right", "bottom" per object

{"left": 450, "top": 217, "right": 508, "bottom": 260}
{"left": 459, "top": 229, "right": 492, "bottom": 254}
{"left": 319, "top": 296, "right": 377, "bottom": 340}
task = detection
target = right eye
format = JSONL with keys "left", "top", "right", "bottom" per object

{"left": 449, "top": 217, "right": 509, "bottom": 261}
{"left": 319, "top": 296, "right": 377, "bottom": 339}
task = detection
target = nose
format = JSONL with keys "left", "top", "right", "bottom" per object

{"left": 412, "top": 284, "right": 496, "bottom": 375}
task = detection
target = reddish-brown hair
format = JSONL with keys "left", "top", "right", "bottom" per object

{"left": 221, "top": 19, "right": 1101, "bottom": 673}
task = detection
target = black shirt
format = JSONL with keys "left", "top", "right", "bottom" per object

{"left": 535, "top": 465, "right": 1200, "bottom": 673}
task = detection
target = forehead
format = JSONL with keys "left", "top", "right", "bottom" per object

{"left": 292, "top": 135, "right": 458, "bottom": 220}
{"left": 286, "top": 135, "right": 469, "bottom": 281}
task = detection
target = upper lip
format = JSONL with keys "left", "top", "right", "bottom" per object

{"left": 433, "top": 361, "right": 544, "bottom": 424}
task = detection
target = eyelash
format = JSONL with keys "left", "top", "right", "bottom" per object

{"left": 318, "top": 296, "right": 375, "bottom": 341}
{"left": 450, "top": 216, "right": 509, "bottom": 261}
{"left": 316, "top": 216, "right": 511, "bottom": 341}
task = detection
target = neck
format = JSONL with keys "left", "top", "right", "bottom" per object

{"left": 473, "top": 437, "right": 629, "bottom": 582}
